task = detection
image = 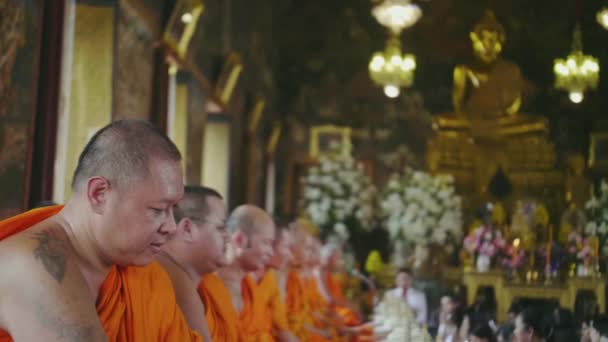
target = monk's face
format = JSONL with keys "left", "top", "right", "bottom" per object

{"left": 305, "top": 237, "right": 321, "bottom": 268}
{"left": 290, "top": 232, "right": 309, "bottom": 268}
{"left": 240, "top": 219, "right": 275, "bottom": 271}
{"left": 267, "top": 229, "right": 292, "bottom": 270}
{"left": 99, "top": 158, "right": 183, "bottom": 266}
{"left": 326, "top": 249, "right": 343, "bottom": 271}
{"left": 191, "top": 196, "right": 229, "bottom": 273}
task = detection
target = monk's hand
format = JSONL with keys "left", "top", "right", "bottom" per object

{"left": 337, "top": 326, "right": 358, "bottom": 337}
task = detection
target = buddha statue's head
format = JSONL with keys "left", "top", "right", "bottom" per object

{"left": 470, "top": 11, "right": 505, "bottom": 64}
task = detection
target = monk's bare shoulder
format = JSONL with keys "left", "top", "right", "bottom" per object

{"left": 0, "top": 222, "right": 107, "bottom": 341}
{"left": 0, "top": 219, "right": 71, "bottom": 283}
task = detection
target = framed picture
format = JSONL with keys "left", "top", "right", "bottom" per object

{"left": 163, "top": 0, "right": 204, "bottom": 59}
{"left": 309, "top": 125, "right": 352, "bottom": 158}
{"left": 589, "top": 132, "right": 608, "bottom": 169}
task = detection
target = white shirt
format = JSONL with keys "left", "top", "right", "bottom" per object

{"left": 386, "top": 287, "right": 428, "bottom": 325}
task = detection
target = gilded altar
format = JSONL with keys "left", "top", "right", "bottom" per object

{"left": 461, "top": 270, "right": 606, "bottom": 323}
{"left": 427, "top": 11, "right": 563, "bottom": 207}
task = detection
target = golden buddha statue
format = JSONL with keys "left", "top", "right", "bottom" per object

{"left": 428, "top": 11, "right": 562, "bottom": 204}
{"left": 436, "top": 11, "right": 547, "bottom": 139}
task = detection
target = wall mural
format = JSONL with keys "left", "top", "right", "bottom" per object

{"left": 113, "top": 0, "right": 164, "bottom": 120}
{"left": 0, "top": 0, "right": 44, "bottom": 219}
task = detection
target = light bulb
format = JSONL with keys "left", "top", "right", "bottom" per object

{"left": 597, "top": 8, "right": 608, "bottom": 29}
{"left": 369, "top": 55, "right": 385, "bottom": 72}
{"left": 384, "top": 85, "right": 400, "bottom": 98}
{"left": 181, "top": 12, "right": 193, "bottom": 23}
{"left": 569, "top": 91, "right": 583, "bottom": 103}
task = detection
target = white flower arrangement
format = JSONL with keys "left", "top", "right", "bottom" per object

{"left": 373, "top": 293, "right": 432, "bottom": 342}
{"left": 585, "top": 180, "right": 608, "bottom": 254}
{"left": 301, "top": 153, "right": 376, "bottom": 239}
{"left": 380, "top": 168, "right": 462, "bottom": 246}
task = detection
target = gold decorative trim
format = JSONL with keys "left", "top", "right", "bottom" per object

{"left": 589, "top": 132, "right": 608, "bottom": 168}
{"left": 214, "top": 53, "right": 243, "bottom": 106}
{"left": 248, "top": 96, "right": 265, "bottom": 133}
{"left": 163, "top": 0, "right": 204, "bottom": 59}
{"left": 266, "top": 122, "right": 282, "bottom": 156}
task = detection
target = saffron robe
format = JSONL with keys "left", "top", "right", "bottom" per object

{"left": 0, "top": 206, "right": 201, "bottom": 342}
{"left": 249, "top": 269, "right": 289, "bottom": 341}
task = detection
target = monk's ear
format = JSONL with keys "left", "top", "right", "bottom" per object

{"left": 233, "top": 231, "right": 248, "bottom": 250}
{"left": 178, "top": 218, "right": 196, "bottom": 242}
{"left": 87, "top": 176, "right": 110, "bottom": 214}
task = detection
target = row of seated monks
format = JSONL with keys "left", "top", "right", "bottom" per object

{"left": 0, "top": 120, "right": 375, "bottom": 341}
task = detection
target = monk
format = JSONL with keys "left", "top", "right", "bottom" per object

{"left": 200, "top": 205, "right": 276, "bottom": 341}
{"left": 317, "top": 243, "right": 374, "bottom": 341}
{"left": 249, "top": 219, "right": 298, "bottom": 341}
{"left": 0, "top": 120, "right": 201, "bottom": 341}
{"left": 287, "top": 222, "right": 334, "bottom": 341}
{"left": 319, "top": 243, "right": 362, "bottom": 325}
{"left": 157, "top": 185, "right": 229, "bottom": 341}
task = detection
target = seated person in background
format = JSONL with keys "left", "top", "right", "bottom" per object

{"left": 549, "top": 307, "right": 577, "bottom": 342}
{"left": 469, "top": 322, "right": 495, "bottom": 342}
{"left": 157, "top": 185, "right": 229, "bottom": 341}
{"left": 385, "top": 268, "right": 428, "bottom": 325}
{"left": 0, "top": 120, "right": 201, "bottom": 341}
{"left": 513, "top": 307, "right": 553, "bottom": 342}
{"left": 468, "top": 288, "right": 496, "bottom": 330}
{"left": 436, "top": 305, "right": 468, "bottom": 342}
{"left": 588, "top": 315, "right": 608, "bottom": 342}
{"left": 430, "top": 294, "right": 460, "bottom": 337}
{"left": 497, "top": 301, "right": 522, "bottom": 342}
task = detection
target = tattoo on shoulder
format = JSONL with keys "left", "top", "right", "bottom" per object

{"left": 31, "top": 229, "right": 69, "bottom": 283}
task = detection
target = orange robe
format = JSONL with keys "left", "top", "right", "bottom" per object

{"left": 200, "top": 272, "right": 276, "bottom": 342}
{"left": 303, "top": 275, "right": 327, "bottom": 317}
{"left": 285, "top": 270, "right": 311, "bottom": 340}
{"left": 324, "top": 272, "right": 374, "bottom": 342}
{"left": 324, "top": 272, "right": 362, "bottom": 326}
{"left": 198, "top": 273, "right": 240, "bottom": 341}
{"left": 249, "top": 269, "right": 289, "bottom": 341}
{"left": 0, "top": 206, "right": 201, "bottom": 342}
{"left": 302, "top": 275, "right": 336, "bottom": 342}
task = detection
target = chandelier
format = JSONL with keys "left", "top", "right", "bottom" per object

{"left": 553, "top": 25, "right": 599, "bottom": 103}
{"left": 368, "top": 36, "right": 416, "bottom": 98}
{"left": 598, "top": 7, "right": 608, "bottom": 29}
{"left": 372, "top": 0, "right": 422, "bottom": 35}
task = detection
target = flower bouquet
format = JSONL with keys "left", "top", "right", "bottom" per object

{"left": 380, "top": 169, "right": 462, "bottom": 272}
{"left": 585, "top": 180, "right": 608, "bottom": 256}
{"left": 464, "top": 225, "right": 507, "bottom": 272}
{"left": 562, "top": 231, "right": 600, "bottom": 276}
{"left": 301, "top": 152, "right": 375, "bottom": 241}
{"left": 380, "top": 168, "right": 462, "bottom": 247}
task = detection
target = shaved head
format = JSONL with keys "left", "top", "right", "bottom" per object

{"left": 173, "top": 186, "right": 223, "bottom": 222}
{"left": 226, "top": 205, "right": 275, "bottom": 271}
{"left": 273, "top": 217, "right": 290, "bottom": 244}
{"left": 226, "top": 205, "right": 273, "bottom": 236}
{"left": 71, "top": 120, "right": 181, "bottom": 192}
